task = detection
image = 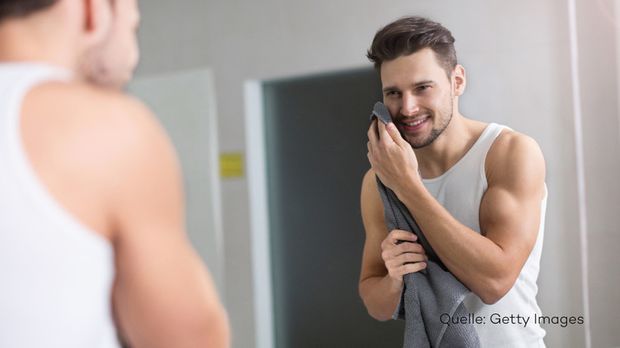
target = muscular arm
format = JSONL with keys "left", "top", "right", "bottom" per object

{"left": 359, "top": 169, "right": 427, "bottom": 321}
{"left": 396, "top": 132, "right": 546, "bottom": 304}
{"left": 104, "top": 96, "right": 229, "bottom": 347}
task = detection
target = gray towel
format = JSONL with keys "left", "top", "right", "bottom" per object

{"left": 375, "top": 178, "right": 481, "bottom": 348}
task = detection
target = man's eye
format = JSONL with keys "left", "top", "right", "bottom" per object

{"left": 417, "top": 85, "right": 430, "bottom": 92}
{"left": 385, "top": 91, "right": 400, "bottom": 97}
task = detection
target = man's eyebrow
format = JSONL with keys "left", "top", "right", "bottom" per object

{"left": 382, "top": 80, "right": 436, "bottom": 93}
{"left": 413, "top": 80, "right": 435, "bottom": 87}
{"left": 382, "top": 86, "right": 399, "bottom": 93}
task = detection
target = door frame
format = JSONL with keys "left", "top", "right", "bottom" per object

{"left": 245, "top": 80, "right": 276, "bottom": 348}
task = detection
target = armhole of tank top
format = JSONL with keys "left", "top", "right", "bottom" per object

{"left": 480, "top": 125, "right": 507, "bottom": 191}
{"left": 7, "top": 72, "right": 114, "bottom": 251}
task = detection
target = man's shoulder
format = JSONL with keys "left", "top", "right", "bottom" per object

{"left": 24, "top": 80, "right": 165, "bottom": 156}
{"left": 486, "top": 128, "right": 545, "bottom": 187}
{"left": 26, "top": 80, "right": 151, "bottom": 127}
{"left": 490, "top": 129, "right": 543, "bottom": 161}
{"left": 22, "top": 80, "right": 175, "bottom": 190}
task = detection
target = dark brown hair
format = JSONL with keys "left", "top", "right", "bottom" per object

{"left": 0, "top": 0, "right": 59, "bottom": 22}
{"left": 367, "top": 16, "right": 457, "bottom": 78}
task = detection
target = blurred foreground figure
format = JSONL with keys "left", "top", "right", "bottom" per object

{"left": 0, "top": 1, "right": 229, "bottom": 347}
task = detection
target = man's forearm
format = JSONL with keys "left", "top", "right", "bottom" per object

{"left": 359, "top": 275, "right": 403, "bottom": 321}
{"left": 396, "top": 179, "right": 509, "bottom": 303}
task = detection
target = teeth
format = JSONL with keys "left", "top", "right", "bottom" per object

{"left": 403, "top": 118, "right": 426, "bottom": 126}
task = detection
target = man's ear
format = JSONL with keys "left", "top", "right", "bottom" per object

{"left": 82, "top": 0, "right": 112, "bottom": 45}
{"left": 452, "top": 64, "right": 466, "bottom": 97}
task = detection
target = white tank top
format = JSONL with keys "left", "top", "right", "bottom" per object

{"left": 422, "top": 123, "right": 547, "bottom": 347}
{"left": 0, "top": 63, "right": 120, "bottom": 348}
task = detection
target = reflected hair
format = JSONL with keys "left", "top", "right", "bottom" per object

{"left": 0, "top": 0, "right": 59, "bottom": 21}
{"left": 367, "top": 16, "right": 457, "bottom": 78}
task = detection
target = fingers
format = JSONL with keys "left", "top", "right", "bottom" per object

{"left": 369, "top": 119, "right": 395, "bottom": 146}
{"left": 376, "top": 121, "right": 392, "bottom": 146}
{"left": 396, "top": 242, "right": 426, "bottom": 255}
{"left": 377, "top": 121, "right": 402, "bottom": 146}
{"left": 381, "top": 230, "right": 428, "bottom": 281}
{"left": 367, "top": 120, "right": 379, "bottom": 166}
{"left": 387, "top": 230, "right": 418, "bottom": 244}
{"left": 385, "top": 252, "right": 428, "bottom": 280}
{"left": 385, "top": 252, "right": 427, "bottom": 268}
{"left": 381, "top": 231, "right": 426, "bottom": 259}
{"left": 381, "top": 240, "right": 426, "bottom": 261}
{"left": 368, "top": 119, "right": 405, "bottom": 164}
{"left": 367, "top": 142, "right": 376, "bottom": 169}
{"left": 392, "top": 262, "right": 427, "bottom": 277}
{"left": 367, "top": 119, "right": 379, "bottom": 143}
{"left": 385, "top": 122, "right": 407, "bottom": 147}
{"left": 379, "top": 121, "right": 408, "bottom": 149}
{"left": 380, "top": 230, "right": 418, "bottom": 252}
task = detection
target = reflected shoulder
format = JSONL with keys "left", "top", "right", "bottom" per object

{"left": 486, "top": 129, "right": 546, "bottom": 191}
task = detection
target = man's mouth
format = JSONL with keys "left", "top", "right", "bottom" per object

{"left": 398, "top": 115, "right": 431, "bottom": 133}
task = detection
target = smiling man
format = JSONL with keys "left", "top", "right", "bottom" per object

{"left": 358, "top": 16, "right": 547, "bottom": 347}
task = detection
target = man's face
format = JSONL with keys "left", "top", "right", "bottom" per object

{"left": 85, "top": 0, "right": 140, "bottom": 89}
{"left": 380, "top": 48, "right": 456, "bottom": 149}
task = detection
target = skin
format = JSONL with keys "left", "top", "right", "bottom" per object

{"left": 359, "top": 48, "right": 546, "bottom": 321}
{"left": 0, "top": 1, "right": 229, "bottom": 346}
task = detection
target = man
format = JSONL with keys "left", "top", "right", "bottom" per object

{"left": 0, "top": 1, "right": 229, "bottom": 347}
{"left": 359, "top": 16, "right": 547, "bottom": 346}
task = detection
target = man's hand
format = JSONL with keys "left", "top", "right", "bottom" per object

{"left": 380, "top": 229, "right": 427, "bottom": 287}
{"left": 367, "top": 119, "right": 420, "bottom": 194}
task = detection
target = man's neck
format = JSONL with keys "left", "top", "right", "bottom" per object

{"left": 0, "top": 21, "right": 77, "bottom": 71}
{"left": 414, "top": 114, "right": 486, "bottom": 179}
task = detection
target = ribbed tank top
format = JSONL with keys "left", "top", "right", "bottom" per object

{"left": 0, "top": 63, "right": 120, "bottom": 347}
{"left": 422, "top": 123, "right": 547, "bottom": 347}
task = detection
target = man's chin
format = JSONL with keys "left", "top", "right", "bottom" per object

{"left": 404, "top": 134, "right": 431, "bottom": 149}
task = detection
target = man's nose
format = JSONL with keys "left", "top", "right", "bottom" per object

{"left": 400, "top": 93, "right": 420, "bottom": 116}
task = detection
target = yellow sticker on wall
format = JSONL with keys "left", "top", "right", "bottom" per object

{"left": 220, "top": 153, "right": 244, "bottom": 178}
